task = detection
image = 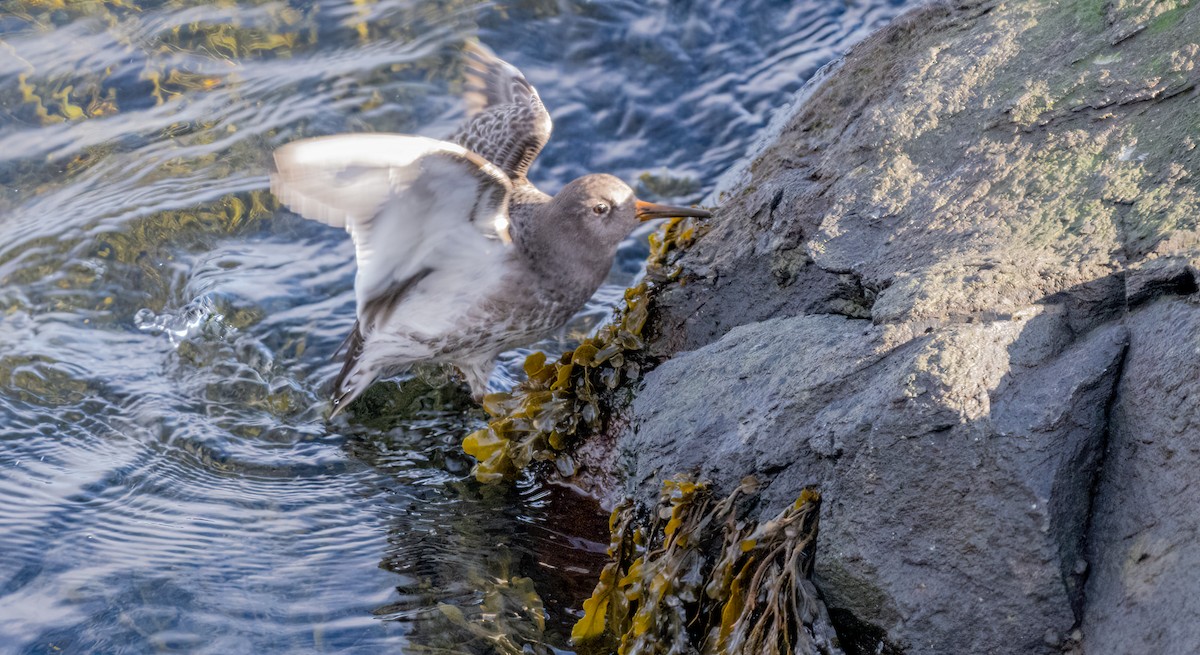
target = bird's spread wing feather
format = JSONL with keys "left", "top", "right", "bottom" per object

{"left": 271, "top": 134, "right": 515, "bottom": 412}
{"left": 271, "top": 134, "right": 513, "bottom": 315}
{"left": 452, "top": 41, "right": 552, "bottom": 181}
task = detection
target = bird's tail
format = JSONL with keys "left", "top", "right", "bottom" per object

{"left": 329, "top": 322, "right": 375, "bottom": 417}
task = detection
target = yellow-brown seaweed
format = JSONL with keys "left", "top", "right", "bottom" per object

{"left": 463, "top": 214, "right": 710, "bottom": 483}
{"left": 571, "top": 476, "right": 824, "bottom": 655}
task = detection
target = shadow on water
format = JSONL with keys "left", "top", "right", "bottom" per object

{"left": 0, "top": 0, "right": 917, "bottom": 652}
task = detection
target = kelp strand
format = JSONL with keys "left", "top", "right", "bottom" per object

{"left": 571, "top": 477, "right": 829, "bottom": 655}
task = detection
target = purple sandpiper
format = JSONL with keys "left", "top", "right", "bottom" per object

{"left": 271, "top": 42, "right": 711, "bottom": 415}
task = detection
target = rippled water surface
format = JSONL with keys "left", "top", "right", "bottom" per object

{"left": 0, "top": 1, "right": 915, "bottom": 652}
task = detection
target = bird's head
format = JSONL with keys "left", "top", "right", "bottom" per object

{"left": 553, "top": 174, "right": 711, "bottom": 251}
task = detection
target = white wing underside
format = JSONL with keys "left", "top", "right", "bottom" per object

{"left": 271, "top": 134, "right": 514, "bottom": 346}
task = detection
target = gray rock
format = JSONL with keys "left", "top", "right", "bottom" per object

{"left": 1084, "top": 298, "right": 1200, "bottom": 655}
{"left": 626, "top": 310, "right": 1126, "bottom": 653}
{"left": 598, "top": 0, "right": 1200, "bottom": 652}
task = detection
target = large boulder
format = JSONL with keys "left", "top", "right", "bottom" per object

{"left": 607, "top": 0, "right": 1200, "bottom": 652}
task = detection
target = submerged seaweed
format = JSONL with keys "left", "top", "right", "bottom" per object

{"left": 462, "top": 214, "right": 709, "bottom": 483}
{"left": 376, "top": 531, "right": 557, "bottom": 655}
{"left": 570, "top": 477, "right": 829, "bottom": 655}
{"left": 429, "top": 570, "right": 551, "bottom": 655}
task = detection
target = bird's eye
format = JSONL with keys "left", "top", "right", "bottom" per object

{"left": 592, "top": 202, "right": 610, "bottom": 216}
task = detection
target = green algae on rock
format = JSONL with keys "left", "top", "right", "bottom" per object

{"left": 570, "top": 476, "right": 831, "bottom": 655}
{"left": 462, "top": 214, "right": 709, "bottom": 483}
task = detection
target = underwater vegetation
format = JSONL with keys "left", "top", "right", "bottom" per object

{"left": 434, "top": 572, "right": 548, "bottom": 654}
{"left": 404, "top": 475, "right": 826, "bottom": 655}
{"left": 462, "top": 214, "right": 708, "bottom": 483}
{"left": 398, "top": 550, "right": 553, "bottom": 655}
{"left": 571, "top": 477, "right": 826, "bottom": 655}
{"left": 0, "top": 0, "right": 487, "bottom": 333}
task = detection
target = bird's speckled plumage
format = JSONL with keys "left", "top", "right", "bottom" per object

{"left": 452, "top": 41, "right": 552, "bottom": 184}
{"left": 270, "top": 42, "right": 710, "bottom": 415}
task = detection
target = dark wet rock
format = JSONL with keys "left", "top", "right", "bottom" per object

{"left": 593, "top": 0, "right": 1200, "bottom": 652}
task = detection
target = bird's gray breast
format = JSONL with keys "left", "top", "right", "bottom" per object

{"left": 428, "top": 263, "right": 578, "bottom": 360}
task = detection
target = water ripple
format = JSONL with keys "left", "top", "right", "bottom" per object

{"left": 0, "top": 0, "right": 918, "bottom": 651}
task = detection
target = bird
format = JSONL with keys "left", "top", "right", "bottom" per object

{"left": 270, "top": 42, "right": 711, "bottom": 416}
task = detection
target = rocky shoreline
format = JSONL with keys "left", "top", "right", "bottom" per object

{"left": 574, "top": 0, "right": 1200, "bottom": 652}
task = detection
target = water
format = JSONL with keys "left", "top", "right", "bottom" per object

{"left": 0, "top": 1, "right": 916, "bottom": 652}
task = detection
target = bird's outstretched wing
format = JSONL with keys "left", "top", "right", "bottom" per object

{"left": 271, "top": 133, "right": 513, "bottom": 314}
{"left": 270, "top": 134, "right": 514, "bottom": 410}
{"left": 451, "top": 41, "right": 553, "bottom": 181}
